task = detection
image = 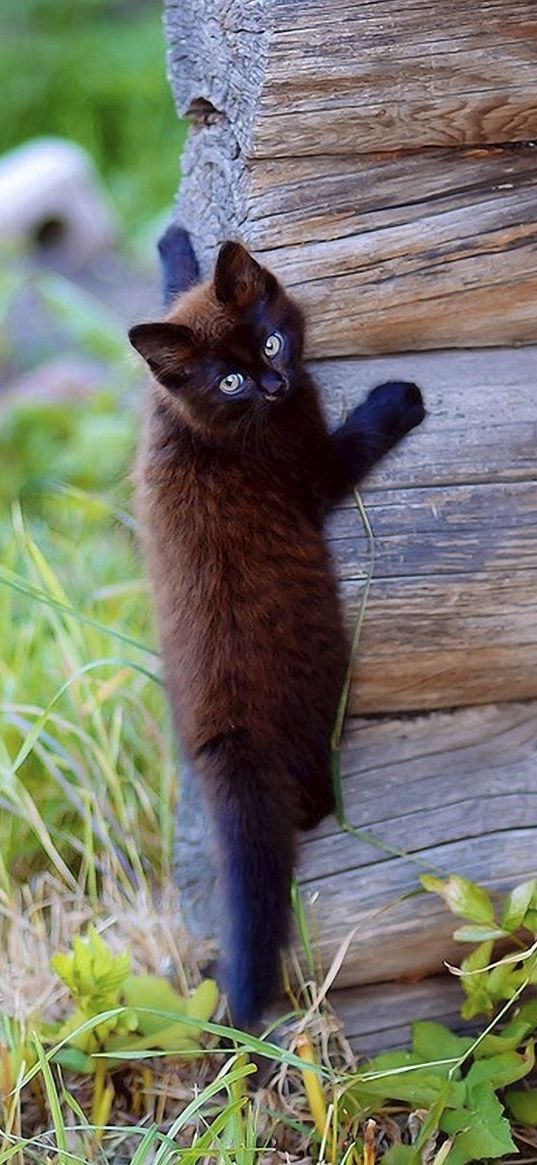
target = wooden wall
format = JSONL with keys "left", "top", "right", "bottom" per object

{"left": 167, "top": 0, "right": 537, "bottom": 356}
{"left": 166, "top": 1, "right": 537, "bottom": 1010}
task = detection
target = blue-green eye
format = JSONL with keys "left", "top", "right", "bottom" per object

{"left": 263, "top": 332, "right": 283, "bottom": 358}
{"left": 219, "top": 372, "right": 244, "bottom": 395}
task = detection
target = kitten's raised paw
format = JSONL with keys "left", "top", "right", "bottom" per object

{"left": 366, "top": 379, "right": 425, "bottom": 436}
{"left": 158, "top": 223, "right": 200, "bottom": 305}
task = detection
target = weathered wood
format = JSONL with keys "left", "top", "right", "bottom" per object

{"left": 266, "top": 173, "right": 537, "bottom": 356}
{"left": 253, "top": 2, "right": 537, "bottom": 159}
{"left": 319, "top": 346, "right": 537, "bottom": 714}
{"left": 332, "top": 977, "right": 475, "bottom": 1057}
{"left": 167, "top": 0, "right": 537, "bottom": 354}
{"left": 298, "top": 701, "right": 537, "bottom": 990}
{"left": 178, "top": 700, "right": 537, "bottom": 996}
{"left": 168, "top": 1, "right": 537, "bottom": 158}
{"left": 166, "top": 3, "right": 537, "bottom": 1022}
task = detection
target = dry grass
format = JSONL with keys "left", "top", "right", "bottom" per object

{"left": 0, "top": 867, "right": 364, "bottom": 1163}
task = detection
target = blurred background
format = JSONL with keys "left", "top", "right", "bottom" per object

{"left": 0, "top": 0, "right": 186, "bottom": 882}
{"left": 1, "top": 0, "right": 186, "bottom": 494}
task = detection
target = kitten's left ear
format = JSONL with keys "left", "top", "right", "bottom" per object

{"left": 129, "top": 322, "right": 196, "bottom": 391}
{"left": 214, "top": 241, "right": 277, "bottom": 308}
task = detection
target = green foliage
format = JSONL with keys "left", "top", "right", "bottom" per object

{"left": 0, "top": 393, "right": 136, "bottom": 506}
{"left": 0, "top": 388, "right": 169, "bottom": 880}
{"left": 423, "top": 873, "right": 537, "bottom": 1019}
{"left": 0, "top": 928, "right": 218, "bottom": 1091}
{"left": 1, "top": 0, "right": 187, "bottom": 223}
{"left": 344, "top": 1020, "right": 526, "bottom": 1165}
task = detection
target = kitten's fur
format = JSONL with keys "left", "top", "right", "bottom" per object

{"left": 129, "top": 235, "right": 425, "bottom": 1028}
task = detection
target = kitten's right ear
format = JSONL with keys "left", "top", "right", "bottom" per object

{"left": 128, "top": 322, "right": 196, "bottom": 390}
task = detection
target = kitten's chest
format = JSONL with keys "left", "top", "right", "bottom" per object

{"left": 148, "top": 443, "right": 322, "bottom": 589}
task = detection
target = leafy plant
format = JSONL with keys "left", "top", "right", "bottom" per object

{"left": 343, "top": 1019, "right": 533, "bottom": 1165}
{"left": 1, "top": 926, "right": 218, "bottom": 1094}
{"left": 423, "top": 874, "right": 537, "bottom": 1018}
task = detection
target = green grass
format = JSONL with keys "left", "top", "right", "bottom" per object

{"left": 0, "top": 505, "right": 171, "bottom": 888}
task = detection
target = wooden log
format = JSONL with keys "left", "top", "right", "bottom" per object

{"left": 166, "top": 3, "right": 537, "bottom": 1021}
{"left": 166, "top": 0, "right": 537, "bottom": 354}
{"left": 332, "top": 977, "right": 475, "bottom": 1057}
{"left": 178, "top": 699, "right": 537, "bottom": 996}
{"left": 322, "top": 346, "right": 537, "bottom": 714}
{"left": 298, "top": 700, "right": 537, "bottom": 990}
{"left": 168, "top": 1, "right": 537, "bottom": 158}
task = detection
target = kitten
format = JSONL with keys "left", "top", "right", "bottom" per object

{"left": 129, "top": 235, "right": 425, "bottom": 1028}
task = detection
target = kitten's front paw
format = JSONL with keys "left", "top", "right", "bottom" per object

{"left": 366, "top": 380, "right": 425, "bottom": 437}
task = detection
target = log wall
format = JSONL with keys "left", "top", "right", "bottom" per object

{"left": 165, "top": 0, "right": 537, "bottom": 1018}
{"left": 167, "top": 0, "right": 537, "bottom": 356}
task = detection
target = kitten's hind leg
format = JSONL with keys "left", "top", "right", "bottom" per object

{"left": 323, "top": 380, "right": 425, "bottom": 506}
{"left": 158, "top": 223, "right": 200, "bottom": 306}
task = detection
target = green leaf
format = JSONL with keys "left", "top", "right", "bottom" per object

{"left": 466, "top": 1042, "right": 534, "bottom": 1090}
{"left": 461, "top": 940, "right": 494, "bottom": 974}
{"left": 475, "top": 1022, "right": 532, "bottom": 1057}
{"left": 52, "top": 1047, "right": 94, "bottom": 1074}
{"left": 506, "top": 1087, "right": 537, "bottom": 1126}
{"left": 383, "top": 1148, "right": 420, "bottom": 1165}
{"left": 120, "top": 975, "right": 218, "bottom": 1042}
{"left": 508, "top": 996, "right": 537, "bottom": 1035}
{"left": 460, "top": 941, "right": 495, "bottom": 1019}
{"left": 52, "top": 927, "right": 131, "bottom": 1009}
{"left": 502, "top": 879, "right": 537, "bottom": 932}
{"left": 363, "top": 1049, "right": 420, "bottom": 1074}
{"left": 184, "top": 978, "right": 219, "bottom": 1020}
{"left": 486, "top": 957, "right": 519, "bottom": 1003}
{"left": 422, "top": 875, "right": 495, "bottom": 924}
{"left": 453, "top": 925, "right": 508, "bottom": 943}
{"left": 355, "top": 1070, "right": 464, "bottom": 1111}
{"left": 106, "top": 1021, "right": 197, "bottom": 1052}
{"left": 421, "top": 875, "right": 446, "bottom": 895}
{"left": 442, "top": 1084, "right": 516, "bottom": 1165}
{"left": 122, "top": 974, "right": 187, "bottom": 1035}
{"left": 411, "top": 1021, "right": 474, "bottom": 1065}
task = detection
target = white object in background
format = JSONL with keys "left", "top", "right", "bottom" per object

{"left": 0, "top": 137, "right": 119, "bottom": 265}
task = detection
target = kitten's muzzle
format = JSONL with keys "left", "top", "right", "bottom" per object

{"left": 260, "top": 370, "right": 289, "bottom": 402}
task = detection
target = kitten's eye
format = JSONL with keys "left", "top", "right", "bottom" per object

{"left": 219, "top": 372, "right": 244, "bottom": 395}
{"left": 263, "top": 332, "right": 283, "bottom": 358}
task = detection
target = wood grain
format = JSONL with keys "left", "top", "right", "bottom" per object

{"left": 168, "top": 0, "right": 537, "bottom": 157}
{"left": 296, "top": 701, "right": 537, "bottom": 989}
{"left": 332, "top": 977, "right": 475, "bottom": 1057}
{"left": 317, "top": 346, "right": 537, "bottom": 713}
{"left": 258, "top": 8, "right": 537, "bottom": 157}
{"left": 262, "top": 173, "right": 537, "bottom": 356}
{"left": 167, "top": 0, "right": 537, "bottom": 354}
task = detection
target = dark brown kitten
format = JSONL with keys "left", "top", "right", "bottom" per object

{"left": 129, "top": 238, "right": 425, "bottom": 1028}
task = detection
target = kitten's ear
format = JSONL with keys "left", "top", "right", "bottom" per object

{"left": 214, "top": 241, "right": 277, "bottom": 308}
{"left": 128, "top": 322, "right": 196, "bottom": 390}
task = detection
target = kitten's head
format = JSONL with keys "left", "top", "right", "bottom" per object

{"left": 129, "top": 241, "right": 305, "bottom": 441}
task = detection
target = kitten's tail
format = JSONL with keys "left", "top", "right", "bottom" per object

{"left": 199, "top": 736, "right": 295, "bottom": 1030}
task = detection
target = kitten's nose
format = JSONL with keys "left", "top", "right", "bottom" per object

{"left": 261, "top": 370, "right": 287, "bottom": 399}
